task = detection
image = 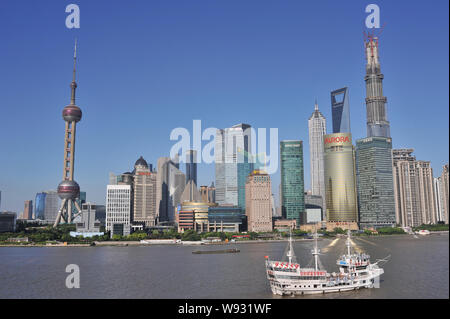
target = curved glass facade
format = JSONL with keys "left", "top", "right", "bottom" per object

{"left": 35, "top": 193, "right": 46, "bottom": 220}
{"left": 180, "top": 202, "right": 218, "bottom": 232}
{"left": 323, "top": 133, "right": 358, "bottom": 223}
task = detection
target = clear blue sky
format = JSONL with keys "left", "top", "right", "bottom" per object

{"left": 0, "top": 0, "right": 448, "bottom": 213}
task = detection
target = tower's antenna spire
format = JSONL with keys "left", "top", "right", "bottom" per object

{"left": 314, "top": 98, "right": 318, "bottom": 111}
{"left": 70, "top": 38, "right": 78, "bottom": 105}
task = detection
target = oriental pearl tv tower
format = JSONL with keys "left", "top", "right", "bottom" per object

{"left": 53, "top": 40, "right": 83, "bottom": 227}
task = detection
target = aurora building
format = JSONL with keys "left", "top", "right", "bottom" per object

{"left": 323, "top": 133, "right": 358, "bottom": 230}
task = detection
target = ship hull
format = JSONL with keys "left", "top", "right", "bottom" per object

{"left": 268, "top": 269, "right": 383, "bottom": 296}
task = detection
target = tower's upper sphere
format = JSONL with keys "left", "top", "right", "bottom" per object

{"left": 57, "top": 180, "right": 80, "bottom": 200}
{"left": 62, "top": 104, "right": 82, "bottom": 122}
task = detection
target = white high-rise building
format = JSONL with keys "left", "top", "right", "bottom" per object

{"left": 133, "top": 157, "right": 157, "bottom": 227}
{"left": 168, "top": 162, "right": 186, "bottom": 221}
{"left": 215, "top": 123, "right": 253, "bottom": 208}
{"left": 308, "top": 101, "right": 327, "bottom": 211}
{"left": 106, "top": 184, "right": 131, "bottom": 237}
{"left": 392, "top": 149, "right": 421, "bottom": 227}
{"left": 440, "top": 164, "right": 449, "bottom": 224}
{"left": 156, "top": 156, "right": 186, "bottom": 223}
{"left": 44, "top": 191, "right": 59, "bottom": 223}
{"left": 433, "top": 177, "right": 444, "bottom": 222}
{"left": 416, "top": 161, "right": 436, "bottom": 224}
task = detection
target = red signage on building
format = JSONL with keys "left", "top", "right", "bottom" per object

{"left": 324, "top": 136, "right": 350, "bottom": 144}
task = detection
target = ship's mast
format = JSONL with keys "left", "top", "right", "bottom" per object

{"left": 312, "top": 229, "right": 320, "bottom": 271}
{"left": 286, "top": 229, "right": 294, "bottom": 264}
{"left": 346, "top": 229, "right": 352, "bottom": 256}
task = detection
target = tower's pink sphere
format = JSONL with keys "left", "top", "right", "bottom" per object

{"left": 57, "top": 180, "right": 80, "bottom": 200}
{"left": 62, "top": 105, "right": 82, "bottom": 122}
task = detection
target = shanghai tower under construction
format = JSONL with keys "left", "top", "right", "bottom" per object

{"left": 364, "top": 34, "right": 390, "bottom": 138}
{"left": 53, "top": 40, "right": 83, "bottom": 227}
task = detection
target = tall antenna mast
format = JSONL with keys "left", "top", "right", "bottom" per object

{"left": 70, "top": 38, "right": 78, "bottom": 105}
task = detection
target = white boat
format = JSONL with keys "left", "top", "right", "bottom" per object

{"left": 140, "top": 239, "right": 177, "bottom": 244}
{"left": 265, "top": 230, "right": 388, "bottom": 295}
{"left": 416, "top": 230, "right": 430, "bottom": 236}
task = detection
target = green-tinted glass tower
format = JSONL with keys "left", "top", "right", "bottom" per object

{"left": 280, "top": 140, "right": 305, "bottom": 225}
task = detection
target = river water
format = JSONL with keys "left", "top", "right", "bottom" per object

{"left": 0, "top": 234, "right": 448, "bottom": 299}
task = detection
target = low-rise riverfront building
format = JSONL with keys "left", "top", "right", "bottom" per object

{"left": 208, "top": 205, "right": 244, "bottom": 232}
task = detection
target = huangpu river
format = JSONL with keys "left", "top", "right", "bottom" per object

{"left": 0, "top": 233, "right": 448, "bottom": 299}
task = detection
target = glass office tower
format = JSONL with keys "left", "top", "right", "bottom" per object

{"left": 237, "top": 149, "right": 253, "bottom": 211}
{"left": 72, "top": 191, "right": 86, "bottom": 222}
{"left": 280, "top": 140, "right": 305, "bottom": 225}
{"left": 185, "top": 150, "right": 198, "bottom": 186}
{"left": 215, "top": 124, "right": 253, "bottom": 211}
{"left": 35, "top": 192, "right": 47, "bottom": 220}
{"left": 356, "top": 137, "right": 396, "bottom": 228}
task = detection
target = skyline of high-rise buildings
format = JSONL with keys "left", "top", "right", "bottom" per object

{"left": 393, "top": 150, "right": 448, "bottom": 228}
{"left": 1, "top": 25, "right": 447, "bottom": 234}
{"left": 393, "top": 149, "right": 424, "bottom": 227}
